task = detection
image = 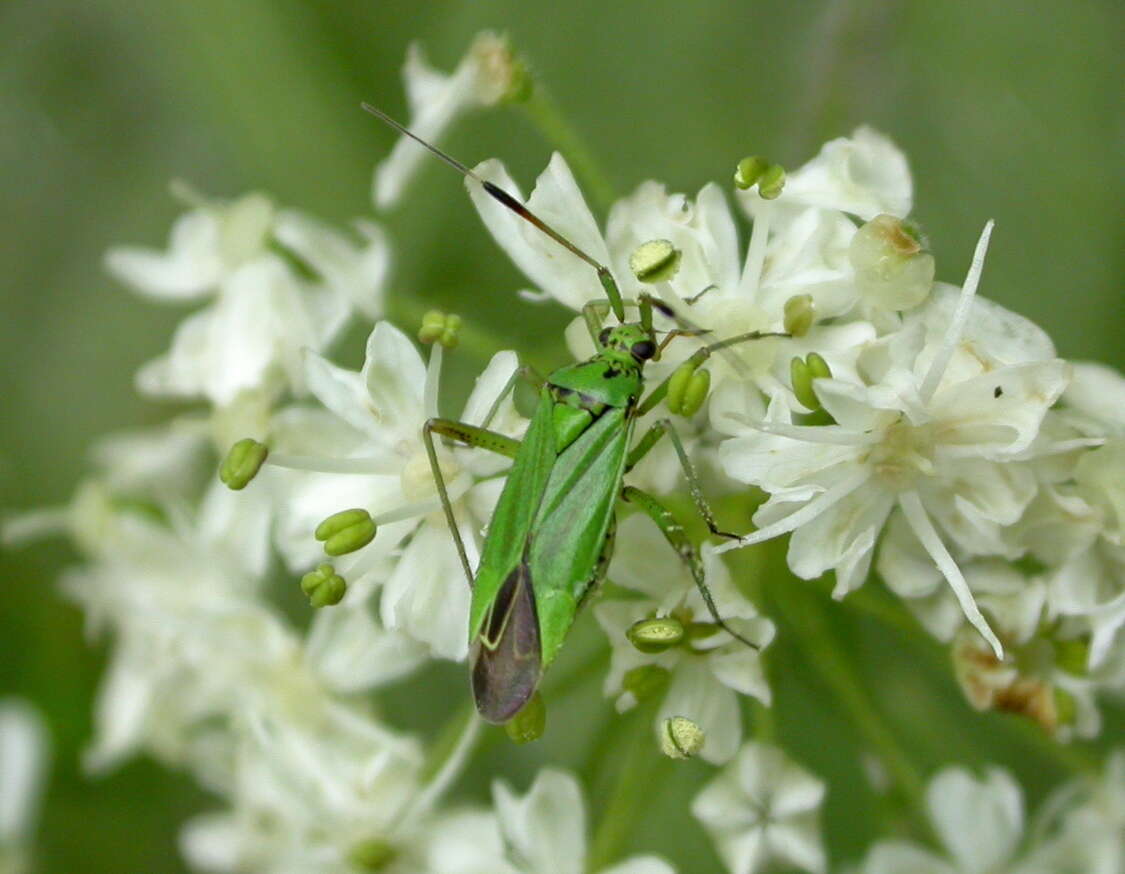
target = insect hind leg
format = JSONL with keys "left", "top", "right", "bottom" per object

{"left": 621, "top": 484, "right": 760, "bottom": 651}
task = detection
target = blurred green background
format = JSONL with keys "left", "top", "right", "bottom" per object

{"left": 2, "top": 1, "right": 1122, "bottom": 871}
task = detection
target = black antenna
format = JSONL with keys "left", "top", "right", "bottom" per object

{"left": 362, "top": 102, "right": 626, "bottom": 321}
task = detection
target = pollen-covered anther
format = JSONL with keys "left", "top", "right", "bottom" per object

{"left": 629, "top": 239, "right": 682, "bottom": 284}
{"left": 660, "top": 715, "right": 705, "bottom": 760}
{"left": 300, "top": 563, "right": 347, "bottom": 608}
{"left": 418, "top": 310, "right": 462, "bottom": 349}
{"left": 315, "top": 508, "right": 377, "bottom": 556}
{"left": 218, "top": 437, "right": 268, "bottom": 490}
{"left": 627, "top": 616, "right": 686, "bottom": 653}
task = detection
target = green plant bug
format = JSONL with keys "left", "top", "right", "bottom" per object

{"left": 365, "top": 105, "right": 779, "bottom": 726}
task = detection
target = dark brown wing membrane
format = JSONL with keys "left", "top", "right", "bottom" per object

{"left": 471, "top": 561, "right": 541, "bottom": 724}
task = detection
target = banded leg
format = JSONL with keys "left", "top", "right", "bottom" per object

{"left": 622, "top": 485, "right": 759, "bottom": 651}
{"left": 625, "top": 419, "right": 740, "bottom": 540}
{"left": 422, "top": 418, "right": 521, "bottom": 586}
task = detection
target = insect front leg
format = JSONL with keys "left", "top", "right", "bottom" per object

{"left": 422, "top": 418, "right": 522, "bottom": 586}
{"left": 621, "top": 485, "right": 759, "bottom": 651}
{"left": 625, "top": 419, "right": 740, "bottom": 540}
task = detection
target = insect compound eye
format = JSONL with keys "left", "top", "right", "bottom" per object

{"left": 598, "top": 327, "right": 613, "bottom": 347}
{"left": 631, "top": 339, "right": 656, "bottom": 361}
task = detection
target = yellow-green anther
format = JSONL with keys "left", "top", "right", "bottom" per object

{"left": 757, "top": 163, "right": 786, "bottom": 200}
{"left": 622, "top": 665, "right": 670, "bottom": 702}
{"left": 679, "top": 369, "right": 711, "bottom": 417}
{"left": 660, "top": 716, "right": 705, "bottom": 760}
{"left": 806, "top": 352, "right": 831, "bottom": 380}
{"left": 504, "top": 691, "right": 546, "bottom": 744}
{"left": 627, "top": 617, "right": 685, "bottom": 654}
{"left": 1054, "top": 638, "right": 1089, "bottom": 676}
{"left": 418, "top": 310, "right": 462, "bottom": 348}
{"left": 219, "top": 438, "right": 268, "bottom": 490}
{"left": 734, "top": 155, "right": 769, "bottom": 190}
{"left": 1053, "top": 687, "right": 1077, "bottom": 727}
{"left": 783, "top": 294, "right": 815, "bottom": 337}
{"left": 790, "top": 357, "right": 819, "bottom": 411}
{"left": 315, "top": 508, "right": 376, "bottom": 556}
{"left": 347, "top": 838, "right": 397, "bottom": 871}
{"left": 301, "top": 563, "right": 347, "bottom": 608}
{"left": 665, "top": 360, "right": 698, "bottom": 416}
{"left": 629, "top": 239, "right": 682, "bottom": 284}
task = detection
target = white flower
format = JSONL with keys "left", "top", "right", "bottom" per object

{"left": 373, "top": 32, "right": 525, "bottom": 209}
{"left": 692, "top": 741, "right": 827, "bottom": 874}
{"left": 269, "top": 321, "right": 525, "bottom": 662}
{"left": 493, "top": 768, "right": 675, "bottom": 874}
{"left": 595, "top": 515, "right": 773, "bottom": 764}
{"left": 858, "top": 766, "right": 1025, "bottom": 874}
{"left": 106, "top": 189, "right": 389, "bottom": 405}
{"left": 0, "top": 699, "right": 48, "bottom": 867}
{"left": 716, "top": 224, "right": 1071, "bottom": 657}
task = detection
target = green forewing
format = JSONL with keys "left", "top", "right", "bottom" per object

{"left": 528, "top": 407, "right": 632, "bottom": 667}
{"left": 468, "top": 390, "right": 557, "bottom": 642}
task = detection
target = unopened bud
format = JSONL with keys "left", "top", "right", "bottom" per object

{"left": 734, "top": 156, "right": 769, "bottom": 190}
{"left": 315, "top": 508, "right": 376, "bottom": 556}
{"left": 629, "top": 239, "right": 681, "bottom": 284}
{"left": 504, "top": 691, "right": 546, "bottom": 744}
{"left": 219, "top": 438, "right": 268, "bottom": 490}
{"left": 783, "top": 294, "right": 815, "bottom": 337}
{"left": 850, "top": 214, "right": 935, "bottom": 310}
{"left": 757, "top": 163, "right": 786, "bottom": 200}
{"left": 301, "top": 563, "right": 347, "bottom": 608}
{"left": 418, "top": 310, "right": 462, "bottom": 348}
{"left": 622, "top": 665, "right": 670, "bottom": 702}
{"left": 627, "top": 617, "right": 685, "bottom": 654}
{"left": 660, "top": 715, "right": 705, "bottom": 759}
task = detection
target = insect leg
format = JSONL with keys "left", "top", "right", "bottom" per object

{"left": 625, "top": 420, "right": 739, "bottom": 540}
{"left": 621, "top": 485, "right": 759, "bottom": 651}
{"left": 423, "top": 418, "right": 522, "bottom": 586}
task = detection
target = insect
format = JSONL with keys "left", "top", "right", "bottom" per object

{"left": 365, "top": 104, "right": 775, "bottom": 725}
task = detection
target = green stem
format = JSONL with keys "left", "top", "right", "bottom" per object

{"left": 768, "top": 577, "right": 934, "bottom": 839}
{"left": 521, "top": 85, "right": 616, "bottom": 212}
{"left": 586, "top": 704, "right": 668, "bottom": 872}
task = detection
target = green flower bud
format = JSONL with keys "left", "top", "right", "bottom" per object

{"left": 504, "top": 691, "right": 546, "bottom": 744}
{"left": 315, "top": 508, "right": 376, "bottom": 556}
{"left": 300, "top": 563, "right": 347, "bottom": 608}
{"left": 622, "top": 665, "right": 670, "bottom": 702}
{"left": 665, "top": 360, "right": 696, "bottom": 416}
{"left": 790, "top": 357, "right": 819, "bottom": 412}
{"left": 218, "top": 438, "right": 268, "bottom": 490}
{"left": 418, "top": 310, "right": 462, "bottom": 348}
{"left": 680, "top": 369, "right": 711, "bottom": 417}
{"left": 849, "top": 214, "right": 935, "bottom": 310}
{"left": 757, "top": 163, "right": 786, "bottom": 200}
{"left": 348, "top": 838, "right": 397, "bottom": 871}
{"left": 660, "top": 715, "right": 705, "bottom": 759}
{"left": 629, "top": 239, "right": 682, "bottom": 284}
{"left": 783, "top": 294, "right": 815, "bottom": 338}
{"left": 627, "top": 617, "right": 685, "bottom": 654}
{"left": 1054, "top": 637, "right": 1090, "bottom": 676}
{"left": 734, "top": 156, "right": 769, "bottom": 190}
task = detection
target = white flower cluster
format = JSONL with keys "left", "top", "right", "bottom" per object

{"left": 6, "top": 29, "right": 1123, "bottom": 874}
{"left": 464, "top": 121, "right": 1125, "bottom": 741}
